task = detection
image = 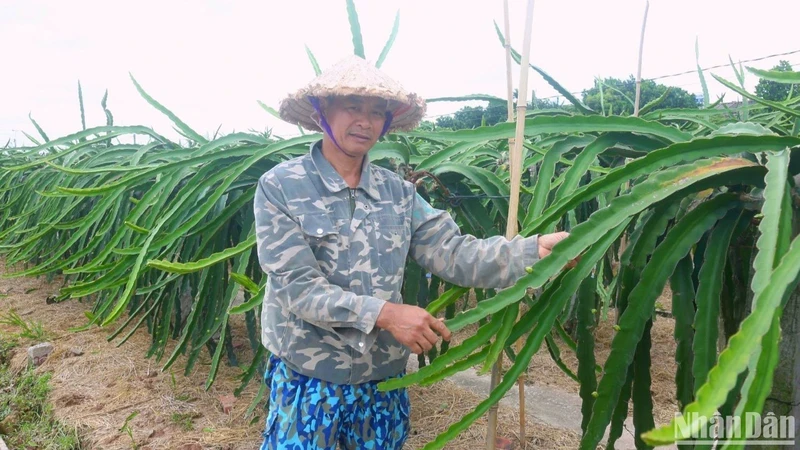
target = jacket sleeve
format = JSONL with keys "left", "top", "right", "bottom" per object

{"left": 254, "top": 172, "right": 385, "bottom": 354}
{"left": 409, "top": 193, "right": 539, "bottom": 289}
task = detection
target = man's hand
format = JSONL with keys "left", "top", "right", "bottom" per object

{"left": 376, "top": 303, "right": 451, "bottom": 355}
{"left": 538, "top": 231, "right": 579, "bottom": 268}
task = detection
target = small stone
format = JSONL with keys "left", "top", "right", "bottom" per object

{"left": 27, "top": 342, "right": 54, "bottom": 367}
{"left": 495, "top": 436, "right": 515, "bottom": 449}
{"left": 148, "top": 428, "right": 166, "bottom": 439}
{"left": 218, "top": 394, "right": 236, "bottom": 414}
{"left": 68, "top": 347, "right": 84, "bottom": 357}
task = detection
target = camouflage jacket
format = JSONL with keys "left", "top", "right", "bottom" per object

{"left": 255, "top": 141, "right": 539, "bottom": 384}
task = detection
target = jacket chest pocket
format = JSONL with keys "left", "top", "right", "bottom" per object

{"left": 297, "top": 212, "right": 340, "bottom": 277}
{"left": 369, "top": 215, "right": 410, "bottom": 276}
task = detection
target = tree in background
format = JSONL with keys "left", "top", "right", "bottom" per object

{"left": 582, "top": 76, "right": 699, "bottom": 115}
{"left": 434, "top": 77, "right": 700, "bottom": 129}
{"left": 435, "top": 90, "right": 566, "bottom": 130}
{"left": 755, "top": 60, "right": 799, "bottom": 102}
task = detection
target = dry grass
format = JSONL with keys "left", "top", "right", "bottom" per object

{"left": 0, "top": 258, "right": 583, "bottom": 449}
{"left": 1, "top": 258, "right": 264, "bottom": 449}
{"left": 406, "top": 382, "right": 580, "bottom": 449}
{"left": 523, "top": 287, "right": 679, "bottom": 425}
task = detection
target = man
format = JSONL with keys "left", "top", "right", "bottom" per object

{"left": 255, "top": 55, "right": 569, "bottom": 449}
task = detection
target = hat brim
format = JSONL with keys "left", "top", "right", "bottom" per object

{"left": 278, "top": 56, "right": 426, "bottom": 132}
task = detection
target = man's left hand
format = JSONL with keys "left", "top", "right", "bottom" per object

{"left": 538, "top": 231, "right": 579, "bottom": 268}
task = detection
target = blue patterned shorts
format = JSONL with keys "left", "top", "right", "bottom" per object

{"left": 260, "top": 355, "right": 410, "bottom": 450}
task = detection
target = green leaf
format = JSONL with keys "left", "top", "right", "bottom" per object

{"left": 710, "top": 122, "right": 776, "bottom": 137}
{"left": 406, "top": 115, "right": 692, "bottom": 144}
{"left": 750, "top": 150, "right": 792, "bottom": 299}
{"left": 493, "top": 21, "right": 594, "bottom": 115}
{"left": 523, "top": 135, "right": 798, "bottom": 236}
{"left": 581, "top": 193, "right": 740, "bottom": 450}
{"left": 638, "top": 86, "right": 673, "bottom": 116}
{"left": 426, "top": 94, "right": 508, "bottom": 105}
{"left": 426, "top": 286, "right": 469, "bottom": 316}
{"left": 577, "top": 273, "right": 598, "bottom": 434}
{"left": 375, "top": 11, "right": 399, "bottom": 68}
{"left": 545, "top": 333, "right": 579, "bottom": 382}
{"left": 228, "top": 289, "right": 265, "bottom": 315}
{"left": 479, "top": 302, "right": 519, "bottom": 375}
{"left": 345, "top": 0, "right": 365, "bottom": 58}
{"left": 379, "top": 309, "right": 503, "bottom": 391}
{"left": 730, "top": 56, "right": 746, "bottom": 89}
{"left": 205, "top": 312, "right": 229, "bottom": 390}
{"left": 431, "top": 162, "right": 509, "bottom": 220}
{"left": 230, "top": 272, "right": 260, "bottom": 295}
{"left": 525, "top": 136, "right": 594, "bottom": 228}
{"left": 746, "top": 66, "right": 800, "bottom": 84}
{"left": 78, "top": 80, "right": 86, "bottom": 131}
{"left": 101, "top": 89, "right": 114, "bottom": 126}
{"left": 692, "top": 208, "right": 742, "bottom": 389}
{"left": 448, "top": 158, "right": 754, "bottom": 334}
{"left": 124, "top": 221, "right": 150, "bottom": 234}
{"left": 713, "top": 74, "right": 800, "bottom": 118}
{"left": 670, "top": 255, "right": 696, "bottom": 411}
{"left": 416, "top": 141, "right": 484, "bottom": 171}
{"left": 696, "top": 38, "right": 710, "bottom": 109}
{"left": 642, "top": 215, "right": 800, "bottom": 446}
{"left": 148, "top": 235, "right": 256, "bottom": 274}
{"left": 28, "top": 113, "right": 49, "bottom": 143}
{"left": 304, "top": 45, "right": 322, "bottom": 76}
{"left": 236, "top": 345, "right": 266, "bottom": 396}
{"left": 723, "top": 149, "right": 793, "bottom": 448}
{"left": 257, "top": 100, "right": 282, "bottom": 119}
{"left": 422, "top": 224, "right": 627, "bottom": 450}
{"left": 632, "top": 320, "right": 654, "bottom": 450}
{"left": 20, "top": 130, "right": 41, "bottom": 146}
{"left": 608, "top": 366, "right": 634, "bottom": 448}
{"left": 129, "top": 74, "right": 207, "bottom": 144}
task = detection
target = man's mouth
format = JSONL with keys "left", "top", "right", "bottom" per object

{"left": 349, "top": 132, "right": 371, "bottom": 142}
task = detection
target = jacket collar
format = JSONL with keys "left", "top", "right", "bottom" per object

{"left": 309, "top": 140, "right": 381, "bottom": 201}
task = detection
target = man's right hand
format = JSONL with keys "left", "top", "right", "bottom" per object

{"left": 376, "top": 303, "right": 451, "bottom": 355}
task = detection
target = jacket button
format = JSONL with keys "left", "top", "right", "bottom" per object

{"left": 316, "top": 228, "right": 324, "bottom": 234}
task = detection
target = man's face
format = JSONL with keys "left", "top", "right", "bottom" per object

{"left": 323, "top": 95, "right": 388, "bottom": 157}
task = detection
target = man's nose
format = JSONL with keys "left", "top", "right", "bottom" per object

{"left": 353, "top": 111, "right": 371, "bottom": 128}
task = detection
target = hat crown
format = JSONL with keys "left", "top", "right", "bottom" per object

{"left": 278, "top": 55, "right": 426, "bottom": 132}
{"left": 307, "top": 56, "right": 406, "bottom": 100}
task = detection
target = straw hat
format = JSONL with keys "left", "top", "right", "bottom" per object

{"left": 278, "top": 55, "right": 426, "bottom": 132}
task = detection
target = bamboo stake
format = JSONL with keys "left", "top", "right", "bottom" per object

{"left": 502, "top": 0, "right": 528, "bottom": 445}
{"left": 633, "top": 0, "right": 650, "bottom": 116}
{"left": 503, "top": 0, "right": 514, "bottom": 124}
{"left": 487, "top": 1, "right": 536, "bottom": 449}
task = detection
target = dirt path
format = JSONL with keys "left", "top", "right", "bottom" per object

{"left": 1, "top": 258, "right": 581, "bottom": 449}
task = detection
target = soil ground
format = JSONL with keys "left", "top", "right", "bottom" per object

{"left": 0, "top": 256, "right": 677, "bottom": 449}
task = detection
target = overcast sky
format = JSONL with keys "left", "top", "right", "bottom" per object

{"left": 2, "top": 0, "right": 798, "bottom": 144}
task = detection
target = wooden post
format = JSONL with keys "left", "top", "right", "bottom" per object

{"left": 633, "top": 0, "right": 650, "bottom": 116}
{"left": 487, "top": 0, "right": 536, "bottom": 449}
